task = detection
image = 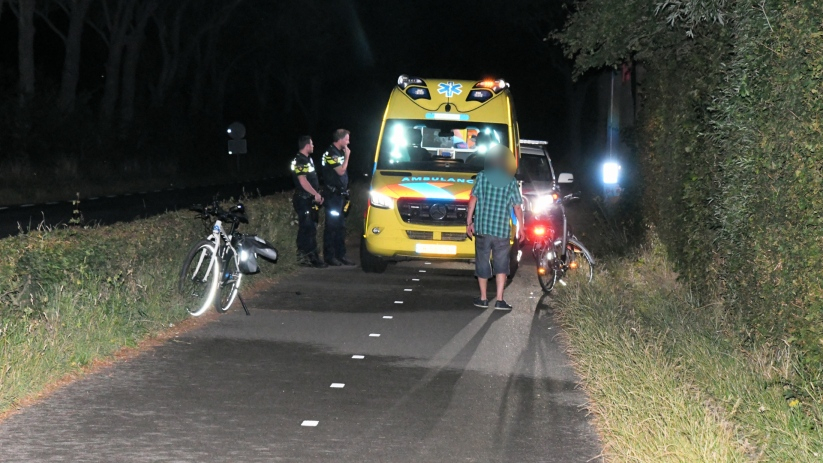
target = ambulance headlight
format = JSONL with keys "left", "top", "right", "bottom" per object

{"left": 369, "top": 191, "right": 394, "bottom": 209}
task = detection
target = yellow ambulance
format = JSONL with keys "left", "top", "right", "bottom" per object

{"left": 360, "top": 75, "right": 521, "bottom": 273}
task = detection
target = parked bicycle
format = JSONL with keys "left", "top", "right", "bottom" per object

{"left": 526, "top": 190, "right": 595, "bottom": 292}
{"left": 178, "top": 201, "right": 278, "bottom": 316}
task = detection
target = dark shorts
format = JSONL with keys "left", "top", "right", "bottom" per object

{"left": 474, "top": 234, "right": 511, "bottom": 279}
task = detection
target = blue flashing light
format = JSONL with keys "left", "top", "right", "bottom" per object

{"left": 603, "top": 161, "right": 621, "bottom": 185}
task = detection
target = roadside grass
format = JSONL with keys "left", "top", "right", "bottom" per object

{"left": 554, "top": 237, "right": 823, "bottom": 462}
{"left": 0, "top": 192, "right": 299, "bottom": 415}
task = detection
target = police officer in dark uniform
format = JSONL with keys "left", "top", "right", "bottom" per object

{"left": 291, "top": 135, "right": 327, "bottom": 268}
{"left": 320, "top": 129, "right": 355, "bottom": 266}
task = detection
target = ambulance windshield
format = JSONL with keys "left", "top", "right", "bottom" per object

{"left": 377, "top": 119, "right": 509, "bottom": 173}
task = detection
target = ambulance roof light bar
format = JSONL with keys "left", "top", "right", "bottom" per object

{"left": 473, "top": 78, "right": 509, "bottom": 93}
{"left": 520, "top": 139, "right": 548, "bottom": 146}
{"left": 398, "top": 74, "right": 426, "bottom": 89}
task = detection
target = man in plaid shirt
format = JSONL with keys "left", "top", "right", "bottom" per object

{"left": 466, "top": 145, "right": 524, "bottom": 310}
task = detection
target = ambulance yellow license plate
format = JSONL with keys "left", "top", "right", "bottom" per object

{"left": 415, "top": 243, "right": 457, "bottom": 255}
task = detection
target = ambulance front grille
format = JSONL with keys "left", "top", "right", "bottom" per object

{"left": 440, "top": 232, "right": 468, "bottom": 242}
{"left": 406, "top": 231, "right": 434, "bottom": 240}
{"left": 397, "top": 199, "right": 469, "bottom": 226}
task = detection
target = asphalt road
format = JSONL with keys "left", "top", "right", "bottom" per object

{"left": 0, "top": 176, "right": 292, "bottom": 238}
{"left": 0, "top": 255, "right": 603, "bottom": 462}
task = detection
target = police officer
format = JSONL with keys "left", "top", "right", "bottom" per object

{"left": 291, "top": 135, "right": 327, "bottom": 268}
{"left": 320, "top": 129, "right": 355, "bottom": 266}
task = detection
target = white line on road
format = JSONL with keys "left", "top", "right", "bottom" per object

{"left": 412, "top": 278, "right": 420, "bottom": 281}
{"left": 330, "top": 383, "right": 345, "bottom": 388}
{"left": 394, "top": 301, "right": 403, "bottom": 304}
{"left": 404, "top": 289, "right": 412, "bottom": 292}
{"left": 19, "top": 204, "right": 34, "bottom": 208}
{"left": 419, "top": 270, "right": 426, "bottom": 273}
{"left": 301, "top": 421, "right": 319, "bottom": 427}
{"left": 88, "top": 197, "right": 99, "bottom": 200}
{"left": 369, "top": 333, "right": 381, "bottom": 337}
{"left": 352, "top": 355, "right": 365, "bottom": 359}
{"left": 0, "top": 207, "right": 7, "bottom": 211}
{"left": 383, "top": 316, "right": 393, "bottom": 319}
{"left": 45, "top": 201, "right": 59, "bottom": 205}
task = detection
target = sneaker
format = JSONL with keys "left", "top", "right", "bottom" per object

{"left": 309, "top": 255, "right": 328, "bottom": 268}
{"left": 473, "top": 297, "right": 489, "bottom": 308}
{"left": 494, "top": 300, "right": 513, "bottom": 311}
{"left": 339, "top": 256, "right": 356, "bottom": 266}
{"left": 325, "top": 257, "right": 343, "bottom": 266}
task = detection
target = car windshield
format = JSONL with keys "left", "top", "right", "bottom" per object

{"left": 519, "top": 152, "right": 554, "bottom": 183}
{"left": 377, "top": 119, "right": 510, "bottom": 173}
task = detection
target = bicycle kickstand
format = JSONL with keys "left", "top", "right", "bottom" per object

{"left": 237, "top": 292, "right": 251, "bottom": 316}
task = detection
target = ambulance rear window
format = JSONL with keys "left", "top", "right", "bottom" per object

{"left": 378, "top": 119, "right": 509, "bottom": 172}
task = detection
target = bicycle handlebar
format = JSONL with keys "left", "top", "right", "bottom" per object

{"left": 189, "top": 202, "right": 248, "bottom": 224}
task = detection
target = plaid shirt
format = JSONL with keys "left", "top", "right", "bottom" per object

{"left": 470, "top": 171, "right": 522, "bottom": 239}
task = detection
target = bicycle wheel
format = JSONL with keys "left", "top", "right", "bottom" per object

{"left": 536, "top": 245, "right": 559, "bottom": 292}
{"left": 216, "top": 249, "right": 242, "bottom": 313}
{"left": 178, "top": 240, "right": 220, "bottom": 316}
{"left": 566, "top": 237, "right": 594, "bottom": 283}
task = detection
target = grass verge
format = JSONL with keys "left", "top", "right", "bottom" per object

{"left": 554, "top": 236, "right": 823, "bottom": 461}
{"left": 0, "top": 192, "right": 300, "bottom": 415}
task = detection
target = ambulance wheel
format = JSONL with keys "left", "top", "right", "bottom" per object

{"left": 508, "top": 239, "right": 520, "bottom": 280}
{"left": 360, "top": 237, "right": 387, "bottom": 273}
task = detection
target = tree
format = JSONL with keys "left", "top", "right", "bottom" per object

{"left": 148, "top": 0, "right": 191, "bottom": 108}
{"left": 89, "top": 0, "right": 137, "bottom": 125}
{"left": 36, "top": 0, "right": 94, "bottom": 113}
{"left": 119, "top": 0, "right": 157, "bottom": 127}
{"left": 9, "top": 0, "right": 37, "bottom": 107}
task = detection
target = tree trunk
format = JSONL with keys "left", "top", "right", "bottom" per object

{"left": 120, "top": 1, "right": 156, "bottom": 128}
{"left": 57, "top": 0, "right": 92, "bottom": 113}
{"left": 99, "top": 0, "right": 136, "bottom": 125}
{"left": 17, "top": 0, "right": 36, "bottom": 107}
{"left": 150, "top": 2, "right": 188, "bottom": 107}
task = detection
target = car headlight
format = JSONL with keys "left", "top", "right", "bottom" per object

{"left": 369, "top": 191, "right": 394, "bottom": 209}
{"left": 531, "top": 195, "right": 555, "bottom": 213}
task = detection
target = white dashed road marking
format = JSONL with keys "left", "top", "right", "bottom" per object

{"left": 412, "top": 278, "right": 420, "bottom": 281}
{"left": 394, "top": 301, "right": 403, "bottom": 304}
{"left": 352, "top": 355, "right": 365, "bottom": 359}
{"left": 0, "top": 207, "right": 8, "bottom": 211}
{"left": 369, "top": 333, "right": 381, "bottom": 337}
{"left": 419, "top": 270, "right": 426, "bottom": 273}
{"left": 20, "top": 204, "right": 34, "bottom": 208}
{"left": 383, "top": 316, "right": 393, "bottom": 319}
{"left": 330, "top": 383, "right": 345, "bottom": 388}
{"left": 301, "top": 421, "right": 319, "bottom": 427}
{"left": 404, "top": 289, "right": 412, "bottom": 292}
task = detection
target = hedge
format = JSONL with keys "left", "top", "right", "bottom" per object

{"left": 557, "top": 0, "right": 823, "bottom": 370}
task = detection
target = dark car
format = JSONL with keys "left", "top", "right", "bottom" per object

{"left": 516, "top": 139, "right": 574, "bottom": 234}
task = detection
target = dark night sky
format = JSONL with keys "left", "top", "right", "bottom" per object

{"left": 313, "top": 0, "right": 575, "bottom": 173}
{"left": 1, "top": 0, "right": 588, "bottom": 180}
